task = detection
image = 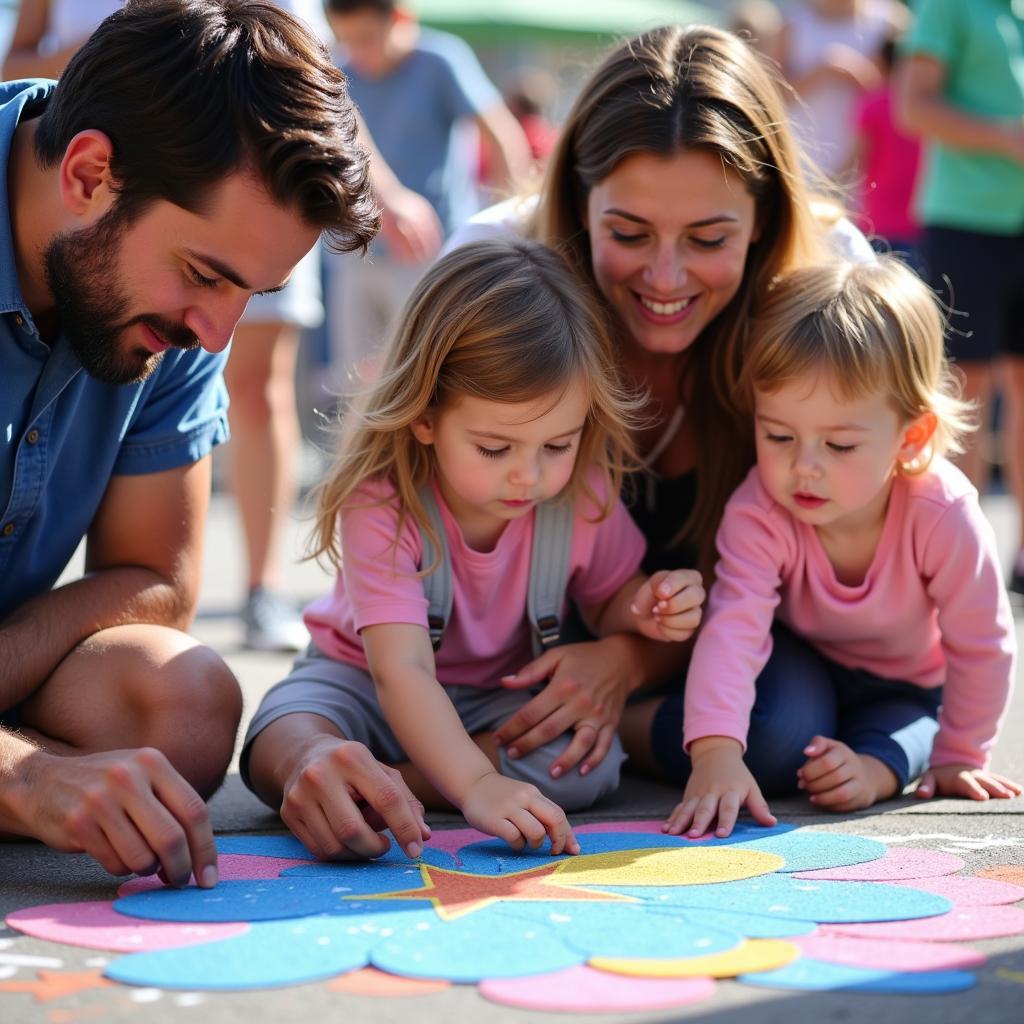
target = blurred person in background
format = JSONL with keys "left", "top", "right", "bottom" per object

{"left": 846, "top": 32, "right": 922, "bottom": 268}
{"left": 480, "top": 66, "right": 559, "bottom": 184}
{"left": 323, "top": 0, "right": 530, "bottom": 392}
{"left": 780, "top": 0, "right": 906, "bottom": 177}
{"left": 899, "top": 0, "right": 1024, "bottom": 599}
{"left": 729, "top": 0, "right": 785, "bottom": 67}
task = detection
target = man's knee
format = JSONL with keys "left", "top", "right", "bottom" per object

{"left": 29, "top": 624, "right": 241, "bottom": 797}
{"left": 135, "top": 629, "right": 242, "bottom": 795}
{"left": 499, "top": 734, "right": 625, "bottom": 812}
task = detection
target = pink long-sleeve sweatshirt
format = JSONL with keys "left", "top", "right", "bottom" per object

{"left": 684, "top": 458, "right": 1016, "bottom": 769}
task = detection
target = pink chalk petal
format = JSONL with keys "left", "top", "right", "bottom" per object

{"left": 793, "top": 847, "right": 963, "bottom": 881}
{"left": 117, "top": 854, "right": 309, "bottom": 896}
{"left": 823, "top": 904, "right": 1024, "bottom": 942}
{"left": 889, "top": 874, "right": 1024, "bottom": 907}
{"left": 425, "top": 828, "right": 490, "bottom": 861}
{"left": 480, "top": 965, "right": 715, "bottom": 1013}
{"left": 6, "top": 901, "right": 249, "bottom": 952}
{"left": 794, "top": 933, "right": 985, "bottom": 971}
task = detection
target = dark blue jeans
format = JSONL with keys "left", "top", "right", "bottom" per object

{"left": 651, "top": 626, "right": 942, "bottom": 795}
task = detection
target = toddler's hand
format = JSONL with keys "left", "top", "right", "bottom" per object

{"left": 663, "top": 737, "right": 775, "bottom": 838}
{"left": 916, "top": 764, "right": 1022, "bottom": 802}
{"left": 798, "top": 736, "right": 899, "bottom": 812}
{"left": 460, "top": 772, "right": 580, "bottom": 855}
{"left": 629, "top": 569, "right": 704, "bottom": 642}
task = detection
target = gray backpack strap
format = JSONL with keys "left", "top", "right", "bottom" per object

{"left": 526, "top": 499, "right": 575, "bottom": 658}
{"left": 417, "top": 488, "right": 452, "bottom": 652}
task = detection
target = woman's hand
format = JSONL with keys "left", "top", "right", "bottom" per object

{"left": 495, "top": 636, "right": 641, "bottom": 778}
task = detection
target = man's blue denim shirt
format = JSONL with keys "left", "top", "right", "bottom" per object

{"left": 0, "top": 79, "right": 229, "bottom": 621}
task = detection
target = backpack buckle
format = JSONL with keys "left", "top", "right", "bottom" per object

{"left": 535, "top": 614, "right": 561, "bottom": 648}
{"left": 427, "top": 614, "right": 445, "bottom": 652}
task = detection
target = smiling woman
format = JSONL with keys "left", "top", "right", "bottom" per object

{"left": 444, "top": 22, "right": 871, "bottom": 790}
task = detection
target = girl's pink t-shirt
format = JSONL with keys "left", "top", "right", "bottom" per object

{"left": 305, "top": 472, "right": 646, "bottom": 688}
{"left": 684, "top": 459, "right": 1016, "bottom": 769}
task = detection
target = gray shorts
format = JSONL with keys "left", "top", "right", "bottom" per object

{"left": 240, "top": 645, "right": 624, "bottom": 812}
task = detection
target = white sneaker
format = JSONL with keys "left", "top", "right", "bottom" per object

{"left": 242, "top": 588, "right": 309, "bottom": 652}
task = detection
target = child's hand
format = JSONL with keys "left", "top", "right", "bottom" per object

{"left": 629, "top": 569, "right": 704, "bottom": 642}
{"left": 798, "top": 736, "right": 899, "bottom": 812}
{"left": 461, "top": 772, "right": 580, "bottom": 855}
{"left": 915, "top": 764, "right": 1023, "bottom": 802}
{"left": 663, "top": 737, "right": 775, "bottom": 838}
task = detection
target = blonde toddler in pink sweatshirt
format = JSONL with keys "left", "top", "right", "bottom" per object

{"left": 667, "top": 256, "right": 1020, "bottom": 839}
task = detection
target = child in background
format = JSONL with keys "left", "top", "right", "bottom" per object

{"left": 848, "top": 36, "right": 922, "bottom": 266}
{"left": 243, "top": 239, "right": 704, "bottom": 856}
{"left": 667, "top": 257, "right": 1020, "bottom": 840}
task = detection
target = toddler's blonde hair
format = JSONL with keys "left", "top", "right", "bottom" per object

{"left": 741, "top": 257, "right": 974, "bottom": 471}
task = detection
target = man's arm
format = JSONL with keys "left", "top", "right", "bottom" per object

{"left": 354, "top": 109, "right": 443, "bottom": 264}
{"left": 0, "top": 458, "right": 209, "bottom": 711}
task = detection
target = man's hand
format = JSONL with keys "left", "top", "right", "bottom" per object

{"left": 460, "top": 771, "right": 579, "bottom": 855}
{"left": 628, "top": 569, "right": 704, "bottom": 642}
{"left": 279, "top": 735, "right": 430, "bottom": 861}
{"left": 6, "top": 747, "right": 218, "bottom": 887}
{"left": 916, "top": 763, "right": 1023, "bottom": 802}
{"left": 664, "top": 737, "right": 775, "bottom": 838}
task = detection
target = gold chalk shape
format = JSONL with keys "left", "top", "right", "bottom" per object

{"left": 591, "top": 939, "right": 799, "bottom": 978}
{"left": 550, "top": 847, "right": 784, "bottom": 887}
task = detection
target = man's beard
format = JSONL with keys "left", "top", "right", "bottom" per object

{"left": 43, "top": 205, "right": 200, "bottom": 385}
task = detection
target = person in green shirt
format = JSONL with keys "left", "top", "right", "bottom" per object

{"left": 899, "top": 0, "right": 1024, "bottom": 596}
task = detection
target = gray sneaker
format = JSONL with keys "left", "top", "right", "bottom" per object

{"left": 242, "top": 587, "right": 309, "bottom": 652}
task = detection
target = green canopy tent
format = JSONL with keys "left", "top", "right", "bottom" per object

{"left": 413, "top": 0, "right": 725, "bottom": 44}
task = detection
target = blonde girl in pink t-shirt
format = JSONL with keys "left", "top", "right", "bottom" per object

{"left": 667, "top": 256, "right": 1019, "bottom": 839}
{"left": 244, "top": 239, "right": 704, "bottom": 857}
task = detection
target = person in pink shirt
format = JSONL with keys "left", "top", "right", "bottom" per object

{"left": 666, "top": 256, "right": 1020, "bottom": 840}
{"left": 243, "top": 238, "right": 704, "bottom": 856}
{"left": 849, "top": 36, "right": 922, "bottom": 263}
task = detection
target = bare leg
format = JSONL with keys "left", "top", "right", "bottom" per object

{"left": 18, "top": 624, "right": 241, "bottom": 799}
{"left": 223, "top": 321, "right": 301, "bottom": 592}
{"left": 998, "top": 355, "right": 1024, "bottom": 552}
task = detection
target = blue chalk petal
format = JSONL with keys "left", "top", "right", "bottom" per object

{"left": 114, "top": 878, "right": 395, "bottom": 923}
{"left": 279, "top": 859, "right": 436, "bottom": 894}
{"left": 370, "top": 909, "right": 583, "bottom": 982}
{"left": 739, "top": 958, "right": 976, "bottom": 993}
{"left": 590, "top": 874, "right": 951, "bottom": 923}
{"left": 452, "top": 823, "right": 798, "bottom": 874}
{"left": 731, "top": 830, "right": 888, "bottom": 873}
{"left": 491, "top": 901, "right": 743, "bottom": 959}
{"left": 645, "top": 904, "right": 817, "bottom": 938}
{"left": 215, "top": 835, "right": 317, "bottom": 860}
{"left": 105, "top": 918, "right": 371, "bottom": 990}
